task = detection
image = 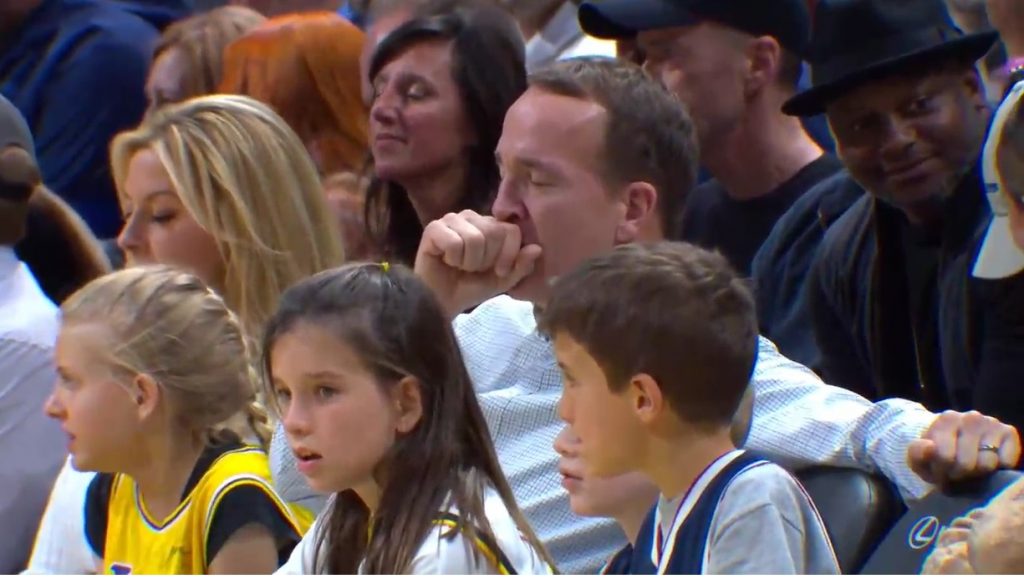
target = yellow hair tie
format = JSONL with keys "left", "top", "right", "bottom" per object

{"left": 380, "top": 261, "right": 390, "bottom": 273}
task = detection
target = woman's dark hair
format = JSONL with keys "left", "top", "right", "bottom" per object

{"left": 261, "top": 263, "right": 554, "bottom": 574}
{"left": 15, "top": 186, "right": 111, "bottom": 303}
{"left": 364, "top": 2, "right": 526, "bottom": 264}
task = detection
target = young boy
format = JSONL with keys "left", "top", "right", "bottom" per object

{"left": 539, "top": 241, "right": 839, "bottom": 574}
{"left": 553, "top": 388, "right": 757, "bottom": 574}
{"left": 554, "top": 426, "right": 657, "bottom": 574}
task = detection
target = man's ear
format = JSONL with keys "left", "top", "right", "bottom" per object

{"left": 132, "top": 373, "right": 161, "bottom": 422}
{"left": 614, "top": 181, "right": 658, "bottom": 244}
{"left": 392, "top": 376, "right": 424, "bottom": 435}
{"left": 745, "top": 36, "right": 782, "bottom": 96}
{"left": 629, "top": 373, "right": 666, "bottom": 426}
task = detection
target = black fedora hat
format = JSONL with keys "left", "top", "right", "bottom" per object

{"left": 782, "top": 0, "right": 998, "bottom": 117}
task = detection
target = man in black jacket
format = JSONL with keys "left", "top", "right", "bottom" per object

{"left": 785, "top": 0, "right": 1024, "bottom": 431}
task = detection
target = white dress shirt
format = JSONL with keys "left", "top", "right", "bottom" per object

{"left": 524, "top": 1, "right": 618, "bottom": 73}
{"left": 0, "top": 247, "right": 66, "bottom": 573}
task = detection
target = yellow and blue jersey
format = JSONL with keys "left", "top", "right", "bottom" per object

{"left": 85, "top": 443, "right": 310, "bottom": 575}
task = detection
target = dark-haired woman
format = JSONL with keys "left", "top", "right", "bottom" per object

{"left": 365, "top": 2, "right": 526, "bottom": 264}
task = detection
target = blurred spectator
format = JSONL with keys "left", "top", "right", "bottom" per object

{"left": 988, "top": 0, "right": 1024, "bottom": 55}
{"left": 15, "top": 187, "right": 110, "bottom": 305}
{"left": 503, "top": 0, "right": 616, "bottom": 72}
{"left": 987, "top": 0, "right": 1024, "bottom": 97}
{"left": 220, "top": 12, "right": 370, "bottom": 256}
{"left": 0, "top": 0, "right": 191, "bottom": 239}
{"left": 944, "top": 0, "right": 1009, "bottom": 99}
{"left": 146, "top": 6, "right": 265, "bottom": 115}
{"left": 365, "top": 2, "right": 526, "bottom": 263}
{"left": 0, "top": 93, "right": 66, "bottom": 574}
{"left": 323, "top": 172, "right": 372, "bottom": 259}
{"left": 228, "top": 0, "right": 340, "bottom": 17}
{"left": 194, "top": 0, "right": 228, "bottom": 10}
{"left": 220, "top": 12, "right": 368, "bottom": 176}
{"left": 338, "top": 0, "right": 366, "bottom": 26}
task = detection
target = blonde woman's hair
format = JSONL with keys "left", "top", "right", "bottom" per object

{"left": 110, "top": 94, "right": 346, "bottom": 336}
{"left": 62, "top": 266, "right": 272, "bottom": 446}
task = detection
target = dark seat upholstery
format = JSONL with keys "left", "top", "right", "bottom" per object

{"left": 796, "top": 467, "right": 904, "bottom": 573}
{"left": 859, "top": 469, "right": 1023, "bottom": 574}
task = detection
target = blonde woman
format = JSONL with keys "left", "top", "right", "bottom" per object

{"left": 23, "top": 95, "right": 343, "bottom": 574}
{"left": 113, "top": 94, "right": 344, "bottom": 336}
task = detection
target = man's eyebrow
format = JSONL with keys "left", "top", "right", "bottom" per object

{"left": 521, "top": 157, "right": 559, "bottom": 171}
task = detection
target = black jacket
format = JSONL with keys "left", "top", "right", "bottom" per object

{"left": 753, "top": 170, "right": 864, "bottom": 371}
{"left": 807, "top": 164, "right": 1024, "bottom": 430}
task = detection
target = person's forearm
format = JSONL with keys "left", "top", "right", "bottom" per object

{"left": 745, "top": 337, "right": 935, "bottom": 501}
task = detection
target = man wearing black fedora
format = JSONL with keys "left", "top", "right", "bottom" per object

{"left": 789, "top": 0, "right": 1024, "bottom": 431}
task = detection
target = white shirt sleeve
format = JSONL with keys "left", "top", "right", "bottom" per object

{"left": 0, "top": 337, "right": 70, "bottom": 574}
{"left": 21, "top": 457, "right": 99, "bottom": 574}
{"left": 746, "top": 337, "right": 935, "bottom": 500}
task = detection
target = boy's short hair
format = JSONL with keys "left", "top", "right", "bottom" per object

{"left": 539, "top": 241, "right": 759, "bottom": 428}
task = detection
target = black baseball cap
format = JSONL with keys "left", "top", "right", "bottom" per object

{"left": 578, "top": 0, "right": 812, "bottom": 56}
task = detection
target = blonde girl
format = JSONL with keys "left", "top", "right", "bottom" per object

{"left": 266, "top": 263, "right": 556, "bottom": 574}
{"left": 24, "top": 95, "right": 342, "bottom": 574}
{"left": 43, "top": 266, "right": 307, "bottom": 574}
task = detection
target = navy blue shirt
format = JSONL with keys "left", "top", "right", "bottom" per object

{"left": 0, "top": 0, "right": 190, "bottom": 238}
